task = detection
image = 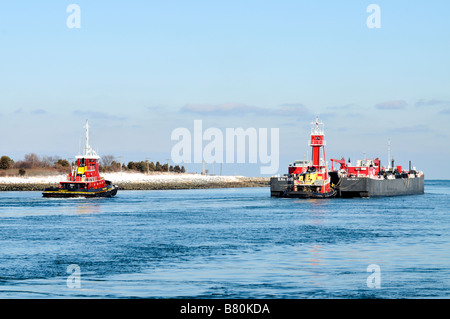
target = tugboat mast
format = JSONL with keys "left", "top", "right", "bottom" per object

{"left": 309, "top": 117, "right": 326, "bottom": 168}
{"left": 85, "top": 119, "right": 90, "bottom": 156}
{"left": 81, "top": 119, "right": 99, "bottom": 159}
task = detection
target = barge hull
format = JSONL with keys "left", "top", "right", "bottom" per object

{"left": 270, "top": 177, "right": 292, "bottom": 197}
{"left": 337, "top": 176, "right": 424, "bottom": 197}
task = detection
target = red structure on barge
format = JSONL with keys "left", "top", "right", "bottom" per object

{"left": 273, "top": 117, "right": 336, "bottom": 198}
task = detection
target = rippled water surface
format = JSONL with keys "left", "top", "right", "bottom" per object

{"left": 0, "top": 180, "right": 449, "bottom": 298}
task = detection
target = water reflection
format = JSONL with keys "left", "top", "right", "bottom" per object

{"left": 50, "top": 197, "right": 103, "bottom": 215}
{"left": 291, "top": 200, "right": 332, "bottom": 288}
{"left": 75, "top": 201, "right": 101, "bottom": 215}
{"left": 308, "top": 244, "right": 325, "bottom": 266}
{"left": 295, "top": 243, "right": 328, "bottom": 289}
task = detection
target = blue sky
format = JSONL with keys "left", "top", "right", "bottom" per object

{"left": 0, "top": 1, "right": 449, "bottom": 178}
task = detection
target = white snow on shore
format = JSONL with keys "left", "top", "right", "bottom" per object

{"left": 0, "top": 174, "right": 66, "bottom": 184}
{"left": 0, "top": 172, "right": 247, "bottom": 184}
{"left": 102, "top": 172, "right": 245, "bottom": 184}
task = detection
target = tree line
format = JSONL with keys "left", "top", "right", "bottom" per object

{"left": 0, "top": 154, "right": 70, "bottom": 172}
{"left": 0, "top": 154, "right": 185, "bottom": 175}
{"left": 101, "top": 155, "right": 185, "bottom": 173}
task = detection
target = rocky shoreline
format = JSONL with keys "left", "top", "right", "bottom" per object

{"left": 0, "top": 176, "right": 270, "bottom": 192}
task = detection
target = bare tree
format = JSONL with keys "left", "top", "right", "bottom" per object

{"left": 24, "top": 153, "right": 40, "bottom": 166}
{"left": 42, "top": 155, "right": 60, "bottom": 168}
{"left": 101, "top": 155, "right": 115, "bottom": 168}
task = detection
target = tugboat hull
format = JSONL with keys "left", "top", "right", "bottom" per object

{"left": 42, "top": 184, "right": 118, "bottom": 198}
{"left": 285, "top": 190, "right": 337, "bottom": 199}
{"left": 270, "top": 177, "right": 337, "bottom": 198}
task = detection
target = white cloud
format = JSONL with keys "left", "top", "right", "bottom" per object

{"left": 375, "top": 100, "right": 407, "bottom": 110}
{"left": 181, "top": 103, "right": 264, "bottom": 116}
{"left": 415, "top": 99, "right": 450, "bottom": 107}
{"left": 181, "top": 102, "right": 313, "bottom": 118}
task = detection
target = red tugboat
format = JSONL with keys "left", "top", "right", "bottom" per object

{"left": 42, "top": 120, "right": 118, "bottom": 198}
{"left": 270, "top": 117, "right": 336, "bottom": 198}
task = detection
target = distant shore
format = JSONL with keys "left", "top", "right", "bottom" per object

{"left": 0, "top": 172, "right": 269, "bottom": 191}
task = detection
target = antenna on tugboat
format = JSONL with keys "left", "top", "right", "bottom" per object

{"left": 387, "top": 138, "right": 391, "bottom": 169}
{"left": 85, "top": 119, "right": 89, "bottom": 156}
{"left": 81, "top": 119, "right": 99, "bottom": 159}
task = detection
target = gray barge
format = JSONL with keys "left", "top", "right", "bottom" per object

{"left": 330, "top": 172, "right": 424, "bottom": 198}
{"left": 271, "top": 169, "right": 424, "bottom": 198}
{"left": 270, "top": 117, "right": 424, "bottom": 199}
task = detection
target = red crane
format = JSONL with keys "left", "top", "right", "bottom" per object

{"left": 331, "top": 157, "right": 347, "bottom": 171}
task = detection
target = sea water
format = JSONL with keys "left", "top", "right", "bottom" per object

{"left": 0, "top": 180, "right": 449, "bottom": 298}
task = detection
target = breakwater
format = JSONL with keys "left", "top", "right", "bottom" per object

{"left": 0, "top": 176, "right": 269, "bottom": 191}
